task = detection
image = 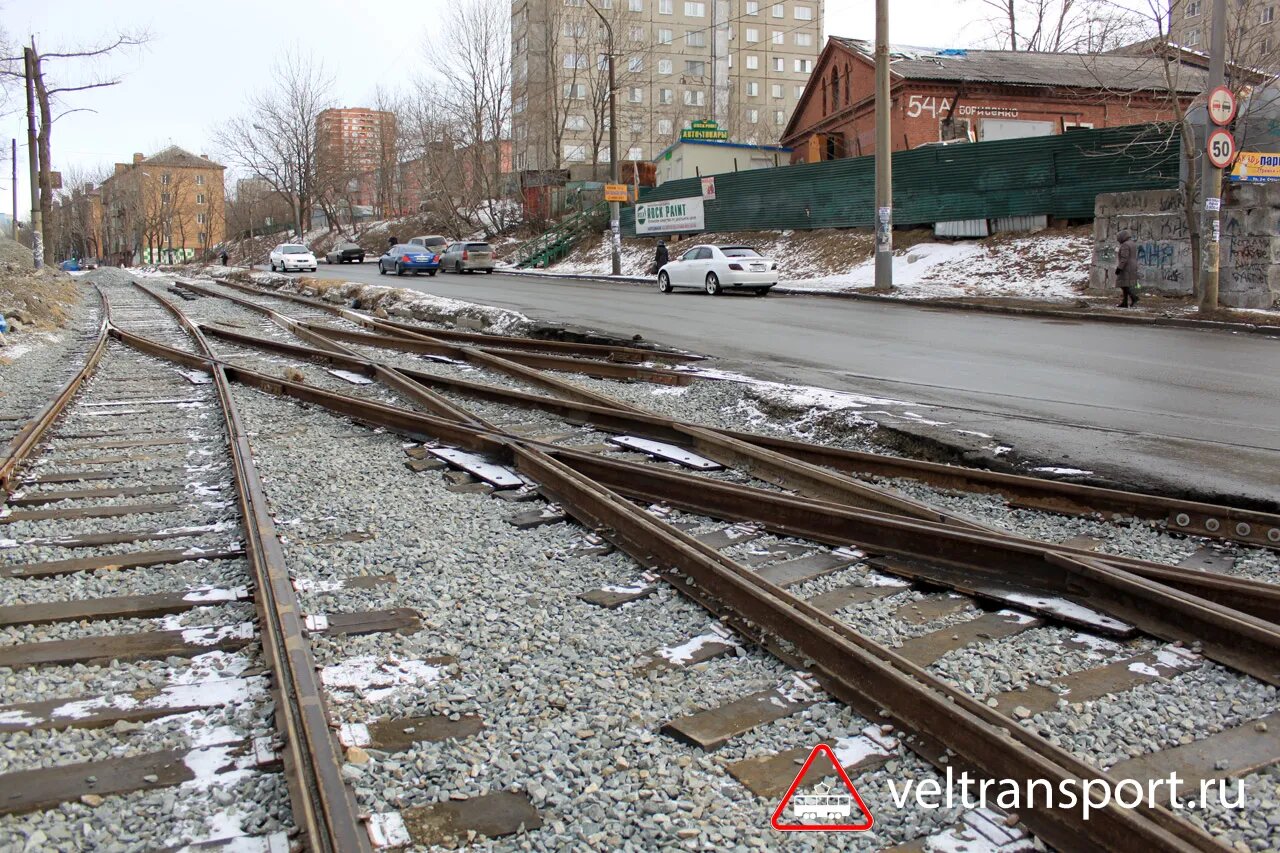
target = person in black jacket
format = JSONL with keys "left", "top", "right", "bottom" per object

{"left": 653, "top": 240, "right": 669, "bottom": 275}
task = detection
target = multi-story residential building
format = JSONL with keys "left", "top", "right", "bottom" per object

{"left": 316, "top": 107, "right": 397, "bottom": 211}
{"left": 99, "top": 146, "right": 226, "bottom": 265}
{"left": 511, "top": 0, "right": 822, "bottom": 175}
{"left": 50, "top": 182, "right": 104, "bottom": 261}
{"left": 1168, "top": 0, "right": 1279, "bottom": 65}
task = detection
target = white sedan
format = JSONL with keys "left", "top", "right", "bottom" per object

{"left": 657, "top": 245, "right": 778, "bottom": 296}
{"left": 268, "top": 243, "right": 318, "bottom": 273}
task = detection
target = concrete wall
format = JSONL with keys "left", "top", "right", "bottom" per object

{"left": 1092, "top": 187, "right": 1280, "bottom": 309}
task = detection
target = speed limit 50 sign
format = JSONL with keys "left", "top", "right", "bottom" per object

{"left": 1207, "top": 128, "right": 1237, "bottom": 169}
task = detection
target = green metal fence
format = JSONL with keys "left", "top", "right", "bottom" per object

{"left": 623, "top": 123, "right": 1179, "bottom": 235}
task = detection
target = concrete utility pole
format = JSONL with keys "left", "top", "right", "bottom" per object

{"left": 586, "top": 0, "right": 623, "bottom": 276}
{"left": 873, "top": 0, "right": 892, "bottom": 291}
{"left": 1197, "top": 0, "right": 1228, "bottom": 315}
{"left": 10, "top": 139, "right": 17, "bottom": 240}
{"left": 23, "top": 48, "right": 43, "bottom": 268}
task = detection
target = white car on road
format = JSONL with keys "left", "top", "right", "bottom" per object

{"left": 269, "top": 243, "right": 318, "bottom": 273}
{"left": 658, "top": 244, "right": 778, "bottom": 296}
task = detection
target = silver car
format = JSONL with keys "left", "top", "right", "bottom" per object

{"left": 439, "top": 241, "right": 496, "bottom": 274}
{"left": 408, "top": 235, "right": 449, "bottom": 253}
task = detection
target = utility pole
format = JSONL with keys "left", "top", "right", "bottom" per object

{"left": 873, "top": 0, "right": 892, "bottom": 291}
{"left": 586, "top": 0, "right": 622, "bottom": 276}
{"left": 1197, "top": 0, "right": 1228, "bottom": 315}
{"left": 10, "top": 140, "right": 17, "bottom": 240}
{"left": 23, "top": 47, "right": 43, "bottom": 268}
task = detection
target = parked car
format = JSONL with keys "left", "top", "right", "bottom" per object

{"left": 657, "top": 245, "right": 777, "bottom": 296}
{"left": 58, "top": 258, "right": 81, "bottom": 272}
{"left": 408, "top": 235, "right": 449, "bottom": 254}
{"left": 269, "top": 243, "right": 318, "bottom": 273}
{"left": 79, "top": 257, "right": 100, "bottom": 270}
{"left": 325, "top": 241, "right": 365, "bottom": 264}
{"left": 378, "top": 244, "right": 441, "bottom": 276}
{"left": 439, "top": 241, "right": 496, "bottom": 274}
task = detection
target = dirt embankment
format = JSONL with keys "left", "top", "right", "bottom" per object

{"left": 0, "top": 238, "right": 83, "bottom": 338}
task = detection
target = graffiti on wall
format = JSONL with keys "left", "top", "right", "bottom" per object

{"left": 1136, "top": 240, "right": 1183, "bottom": 284}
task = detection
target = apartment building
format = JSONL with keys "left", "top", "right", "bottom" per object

{"left": 99, "top": 146, "right": 226, "bottom": 265}
{"left": 511, "top": 0, "right": 822, "bottom": 174}
{"left": 316, "top": 107, "right": 397, "bottom": 210}
{"left": 1168, "top": 0, "right": 1279, "bottom": 65}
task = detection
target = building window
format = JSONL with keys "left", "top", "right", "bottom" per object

{"left": 746, "top": 27, "right": 759, "bottom": 41}
{"left": 685, "top": 59, "right": 706, "bottom": 76}
{"left": 565, "top": 0, "right": 584, "bottom": 6}
{"left": 628, "top": 86, "right": 643, "bottom": 103}
{"left": 1186, "top": 27, "right": 1201, "bottom": 46}
{"left": 161, "top": 192, "right": 171, "bottom": 204}
{"left": 748, "top": 108, "right": 759, "bottom": 123}
{"left": 658, "top": 28, "right": 673, "bottom": 43}
{"left": 771, "top": 83, "right": 783, "bottom": 98}
{"left": 567, "top": 114, "right": 588, "bottom": 130}
{"left": 629, "top": 0, "right": 643, "bottom": 9}
{"left": 563, "top": 20, "right": 586, "bottom": 37}
{"left": 196, "top": 213, "right": 207, "bottom": 225}
{"left": 1185, "top": 0, "right": 1201, "bottom": 16}
{"left": 1263, "top": 5, "right": 1275, "bottom": 23}
{"left": 564, "top": 82, "right": 587, "bottom": 99}
{"left": 747, "top": 81, "right": 759, "bottom": 96}
{"left": 195, "top": 174, "right": 205, "bottom": 186}
{"left": 684, "top": 89, "right": 706, "bottom": 106}
{"left": 686, "top": 30, "right": 706, "bottom": 46}
{"left": 195, "top": 193, "right": 205, "bottom": 204}
{"left": 563, "top": 143, "right": 588, "bottom": 161}
{"left": 794, "top": 4, "right": 812, "bottom": 19}
{"left": 795, "top": 32, "right": 813, "bottom": 46}
{"left": 774, "top": 108, "right": 785, "bottom": 124}
{"left": 746, "top": 0, "right": 759, "bottom": 11}
{"left": 630, "top": 118, "right": 645, "bottom": 134}
{"left": 684, "top": 1, "right": 705, "bottom": 15}
{"left": 659, "top": 58, "right": 673, "bottom": 73}
{"left": 199, "top": 232, "right": 206, "bottom": 244}
{"left": 794, "top": 59, "right": 812, "bottom": 73}
{"left": 793, "top": 84, "right": 804, "bottom": 98}
{"left": 746, "top": 54, "right": 759, "bottom": 69}
{"left": 160, "top": 173, "right": 171, "bottom": 185}
{"left": 658, "top": 118, "right": 674, "bottom": 134}
{"left": 628, "top": 56, "right": 644, "bottom": 71}
{"left": 597, "top": 53, "right": 610, "bottom": 70}
{"left": 771, "top": 3, "right": 783, "bottom": 16}
{"left": 629, "top": 25, "right": 644, "bottom": 40}
{"left": 658, "top": 0, "right": 672, "bottom": 12}
{"left": 772, "top": 30, "right": 784, "bottom": 44}
{"left": 772, "top": 56, "right": 784, "bottom": 71}
{"left": 660, "top": 87, "right": 674, "bottom": 104}
{"left": 564, "top": 53, "right": 586, "bottom": 69}
{"left": 626, "top": 145, "right": 643, "bottom": 159}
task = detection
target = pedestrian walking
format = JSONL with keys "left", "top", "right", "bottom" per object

{"left": 219, "top": 250, "right": 229, "bottom": 267}
{"left": 1115, "top": 229, "right": 1140, "bottom": 308}
{"left": 652, "top": 240, "right": 669, "bottom": 276}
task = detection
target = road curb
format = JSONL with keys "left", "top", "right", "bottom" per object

{"left": 498, "top": 268, "right": 1280, "bottom": 337}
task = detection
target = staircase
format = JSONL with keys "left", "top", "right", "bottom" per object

{"left": 511, "top": 202, "right": 610, "bottom": 269}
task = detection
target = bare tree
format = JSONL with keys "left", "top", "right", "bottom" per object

{"left": 215, "top": 51, "right": 332, "bottom": 236}
{"left": 49, "top": 165, "right": 108, "bottom": 259}
{"left": 973, "top": 0, "right": 1148, "bottom": 52}
{"left": 1, "top": 33, "right": 148, "bottom": 262}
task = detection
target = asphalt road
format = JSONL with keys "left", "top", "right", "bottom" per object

{"left": 308, "top": 262, "right": 1280, "bottom": 506}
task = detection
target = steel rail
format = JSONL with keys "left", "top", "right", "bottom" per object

{"left": 106, "top": 316, "right": 1245, "bottom": 852}
{"left": 125, "top": 283, "right": 371, "bottom": 853}
{"left": 1, "top": 290, "right": 109, "bottom": 493}
{"left": 101, "top": 323, "right": 1280, "bottom": 677}
{"left": 213, "top": 279, "right": 1280, "bottom": 549}
{"left": 507, "top": 444, "right": 1224, "bottom": 853}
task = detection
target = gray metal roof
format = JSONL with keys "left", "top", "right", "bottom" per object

{"left": 141, "top": 145, "right": 225, "bottom": 169}
{"left": 832, "top": 37, "right": 1207, "bottom": 94}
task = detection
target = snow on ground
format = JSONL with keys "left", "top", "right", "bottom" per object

{"left": 534, "top": 228, "right": 1095, "bottom": 303}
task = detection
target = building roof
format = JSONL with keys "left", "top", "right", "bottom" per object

{"left": 140, "top": 145, "right": 225, "bottom": 170}
{"left": 652, "top": 138, "right": 793, "bottom": 162}
{"left": 832, "top": 37, "right": 1208, "bottom": 94}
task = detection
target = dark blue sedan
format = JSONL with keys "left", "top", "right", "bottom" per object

{"left": 378, "top": 244, "right": 440, "bottom": 276}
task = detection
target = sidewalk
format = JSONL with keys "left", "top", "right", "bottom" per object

{"left": 501, "top": 267, "right": 1280, "bottom": 337}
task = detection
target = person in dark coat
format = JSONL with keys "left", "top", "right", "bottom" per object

{"left": 1115, "top": 229, "right": 1140, "bottom": 308}
{"left": 219, "top": 250, "right": 229, "bottom": 267}
{"left": 653, "top": 240, "right": 669, "bottom": 275}
{"left": 388, "top": 235, "right": 399, "bottom": 250}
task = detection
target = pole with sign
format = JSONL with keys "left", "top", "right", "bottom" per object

{"left": 1197, "top": 0, "right": 1230, "bottom": 315}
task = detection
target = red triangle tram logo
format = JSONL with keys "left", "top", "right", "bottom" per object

{"left": 771, "top": 744, "right": 875, "bottom": 832}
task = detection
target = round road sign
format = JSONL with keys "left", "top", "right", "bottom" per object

{"left": 1207, "top": 128, "right": 1237, "bottom": 169}
{"left": 1208, "top": 86, "right": 1237, "bottom": 126}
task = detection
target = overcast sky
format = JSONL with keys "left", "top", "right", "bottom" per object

{"left": 0, "top": 0, "right": 1144, "bottom": 211}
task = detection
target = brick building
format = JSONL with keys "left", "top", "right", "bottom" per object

{"left": 100, "top": 146, "right": 226, "bottom": 265}
{"left": 316, "top": 107, "right": 397, "bottom": 211}
{"left": 781, "top": 38, "right": 1208, "bottom": 164}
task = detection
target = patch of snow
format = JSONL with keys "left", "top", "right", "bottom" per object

{"left": 320, "top": 656, "right": 447, "bottom": 703}
{"left": 997, "top": 593, "right": 1131, "bottom": 632}
{"left": 1031, "top": 466, "right": 1094, "bottom": 476}
{"left": 655, "top": 630, "right": 741, "bottom": 666}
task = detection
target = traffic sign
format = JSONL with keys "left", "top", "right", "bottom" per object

{"left": 603, "top": 183, "right": 629, "bottom": 202}
{"left": 1208, "top": 86, "right": 1237, "bottom": 126}
{"left": 1207, "top": 128, "right": 1237, "bottom": 169}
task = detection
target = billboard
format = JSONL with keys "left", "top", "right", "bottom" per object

{"left": 635, "top": 196, "right": 705, "bottom": 235}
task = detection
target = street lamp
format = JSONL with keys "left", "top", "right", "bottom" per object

{"left": 584, "top": 0, "right": 623, "bottom": 276}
